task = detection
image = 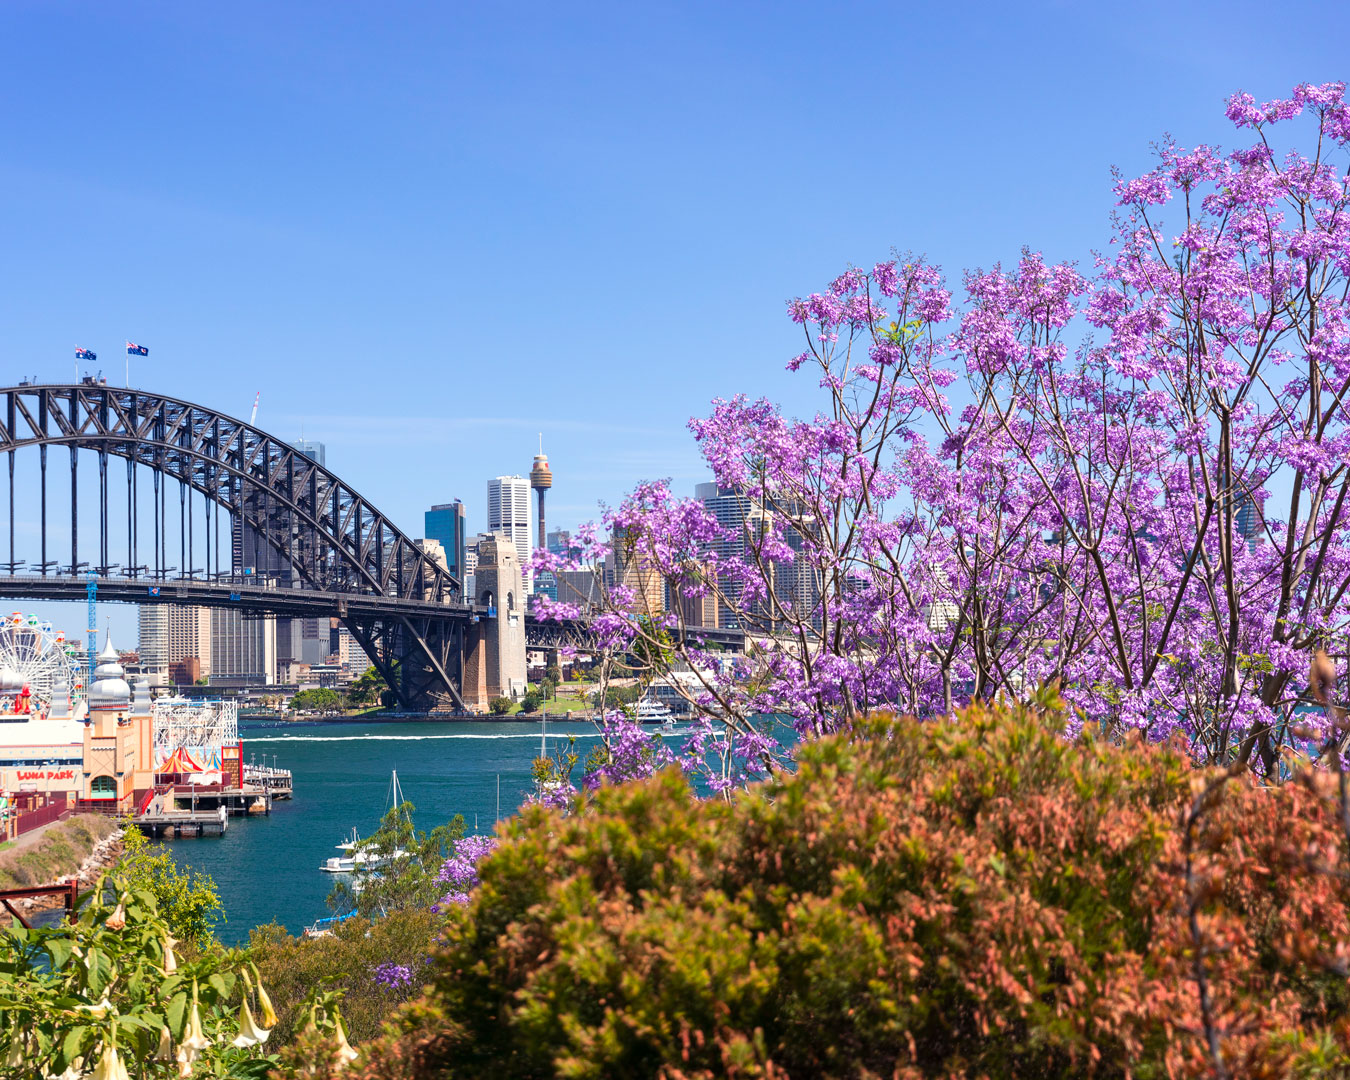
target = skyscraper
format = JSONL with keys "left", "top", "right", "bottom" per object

{"left": 137, "top": 604, "right": 212, "bottom": 685}
{"left": 210, "top": 608, "right": 277, "bottom": 685}
{"left": 695, "top": 482, "right": 753, "bottom": 628}
{"left": 288, "top": 439, "right": 326, "bottom": 467}
{"left": 424, "top": 501, "right": 468, "bottom": 584}
{"left": 488, "top": 476, "right": 532, "bottom": 593}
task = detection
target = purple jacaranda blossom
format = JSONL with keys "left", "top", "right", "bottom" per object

{"left": 432, "top": 834, "right": 497, "bottom": 911}
{"left": 523, "top": 82, "right": 1350, "bottom": 786}
{"left": 373, "top": 962, "right": 415, "bottom": 991}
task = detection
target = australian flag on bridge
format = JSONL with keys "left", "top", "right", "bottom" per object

{"left": 74, "top": 347, "right": 96, "bottom": 361}
{"left": 126, "top": 341, "right": 148, "bottom": 356}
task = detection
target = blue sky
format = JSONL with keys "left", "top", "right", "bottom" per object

{"left": 1, "top": 0, "right": 1346, "bottom": 641}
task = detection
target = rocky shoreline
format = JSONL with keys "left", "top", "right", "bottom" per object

{"left": 10, "top": 827, "right": 124, "bottom": 922}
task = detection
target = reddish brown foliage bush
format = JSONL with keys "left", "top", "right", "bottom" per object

{"left": 343, "top": 694, "right": 1350, "bottom": 1079}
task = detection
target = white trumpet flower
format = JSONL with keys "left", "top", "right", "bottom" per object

{"left": 255, "top": 980, "right": 278, "bottom": 1028}
{"left": 105, "top": 899, "right": 127, "bottom": 931}
{"left": 162, "top": 934, "right": 179, "bottom": 975}
{"left": 333, "top": 1017, "right": 360, "bottom": 1066}
{"left": 90, "top": 1042, "right": 129, "bottom": 1080}
{"left": 154, "top": 1026, "right": 174, "bottom": 1061}
{"left": 230, "top": 998, "right": 272, "bottom": 1048}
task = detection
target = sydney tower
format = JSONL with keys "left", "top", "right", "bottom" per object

{"left": 530, "top": 436, "right": 552, "bottom": 554}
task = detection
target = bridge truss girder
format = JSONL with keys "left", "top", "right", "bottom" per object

{"left": 343, "top": 613, "right": 467, "bottom": 713}
{"left": 0, "top": 385, "right": 459, "bottom": 603}
{"left": 0, "top": 384, "right": 474, "bottom": 711}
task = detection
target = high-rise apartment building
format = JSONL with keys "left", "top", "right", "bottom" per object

{"left": 424, "top": 501, "right": 468, "bottom": 584}
{"left": 488, "top": 476, "right": 532, "bottom": 593}
{"left": 137, "top": 605, "right": 212, "bottom": 685}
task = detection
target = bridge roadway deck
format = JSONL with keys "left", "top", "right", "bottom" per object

{"left": 0, "top": 573, "right": 747, "bottom": 650}
{"left": 0, "top": 573, "right": 482, "bottom": 621}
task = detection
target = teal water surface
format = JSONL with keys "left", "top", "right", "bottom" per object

{"left": 162, "top": 718, "right": 609, "bottom": 946}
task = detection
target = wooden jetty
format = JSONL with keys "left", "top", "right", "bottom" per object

{"left": 132, "top": 781, "right": 275, "bottom": 837}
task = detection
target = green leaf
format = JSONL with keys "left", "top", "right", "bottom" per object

{"left": 166, "top": 991, "right": 188, "bottom": 1039}
{"left": 85, "top": 949, "right": 110, "bottom": 996}
{"left": 46, "top": 937, "right": 73, "bottom": 971}
{"left": 209, "top": 971, "right": 236, "bottom": 1000}
{"left": 61, "top": 1027, "right": 87, "bottom": 1068}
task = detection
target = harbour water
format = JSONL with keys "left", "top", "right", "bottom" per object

{"left": 162, "top": 717, "right": 610, "bottom": 946}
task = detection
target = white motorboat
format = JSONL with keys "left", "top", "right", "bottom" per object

{"left": 319, "top": 772, "right": 413, "bottom": 872}
{"left": 320, "top": 848, "right": 407, "bottom": 873}
{"left": 635, "top": 698, "right": 676, "bottom": 725}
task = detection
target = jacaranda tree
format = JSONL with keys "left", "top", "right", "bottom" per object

{"left": 534, "top": 80, "right": 1350, "bottom": 778}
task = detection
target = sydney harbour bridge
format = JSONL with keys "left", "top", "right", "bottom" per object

{"left": 0, "top": 383, "right": 739, "bottom": 711}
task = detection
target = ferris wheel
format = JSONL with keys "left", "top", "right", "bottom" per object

{"left": 0, "top": 613, "right": 86, "bottom": 710}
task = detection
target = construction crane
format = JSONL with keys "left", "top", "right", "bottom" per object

{"left": 86, "top": 572, "right": 97, "bottom": 686}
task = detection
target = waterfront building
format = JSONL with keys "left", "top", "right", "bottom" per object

{"left": 0, "top": 640, "right": 153, "bottom": 812}
{"left": 210, "top": 608, "right": 277, "bottom": 686}
{"left": 488, "top": 475, "right": 532, "bottom": 594}
{"left": 424, "top": 501, "right": 468, "bottom": 583}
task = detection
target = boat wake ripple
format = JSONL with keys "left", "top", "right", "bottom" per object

{"left": 243, "top": 731, "right": 618, "bottom": 743}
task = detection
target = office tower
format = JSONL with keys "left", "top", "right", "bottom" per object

{"left": 488, "top": 476, "right": 532, "bottom": 593}
{"left": 424, "top": 501, "right": 468, "bottom": 584}
{"left": 288, "top": 439, "right": 326, "bottom": 467}
{"left": 546, "top": 528, "right": 571, "bottom": 556}
{"left": 210, "top": 608, "right": 277, "bottom": 685}
{"left": 463, "top": 540, "right": 480, "bottom": 604}
{"left": 1235, "top": 492, "right": 1259, "bottom": 550}
{"left": 694, "top": 482, "right": 753, "bottom": 628}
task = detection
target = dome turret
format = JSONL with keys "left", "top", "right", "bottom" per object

{"left": 88, "top": 636, "right": 130, "bottom": 710}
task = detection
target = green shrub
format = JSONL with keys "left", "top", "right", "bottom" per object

{"left": 118, "top": 823, "right": 223, "bottom": 946}
{"left": 247, "top": 907, "right": 441, "bottom": 1047}
{"left": 353, "top": 693, "right": 1350, "bottom": 1079}
{"left": 487, "top": 696, "right": 514, "bottom": 715}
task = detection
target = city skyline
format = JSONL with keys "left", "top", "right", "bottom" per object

{"left": 3, "top": 1, "right": 1346, "bottom": 642}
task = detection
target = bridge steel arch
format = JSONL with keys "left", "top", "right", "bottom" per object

{"left": 0, "top": 384, "right": 474, "bottom": 711}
